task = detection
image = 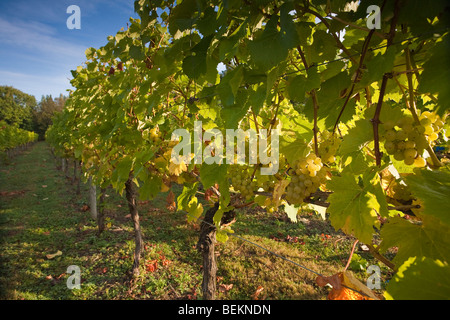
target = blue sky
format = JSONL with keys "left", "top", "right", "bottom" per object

{"left": 0, "top": 0, "right": 139, "bottom": 101}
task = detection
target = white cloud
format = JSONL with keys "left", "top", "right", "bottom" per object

{"left": 0, "top": 17, "right": 86, "bottom": 62}
{"left": 0, "top": 70, "right": 73, "bottom": 100}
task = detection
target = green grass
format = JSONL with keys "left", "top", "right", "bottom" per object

{"left": 0, "top": 142, "right": 390, "bottom": 300}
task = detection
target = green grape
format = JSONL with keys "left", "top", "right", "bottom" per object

{"left": 317, "top": 130, "right": 341, "bottom": 164}
{"left": 404, "top": 148, "right": 417, "bottom": 159}
{"left": 420, "top": 118, "right": 431, "bottom": 126}
{"left": 397, "top": 116, "right": 413, "bottom": 129}
{"left": 416, "top": 125, "right": 425, "bottom": 134}
{"left": 402, "top": 124, "right": 414, "bottom": 134}
{"left": 397, "top": 141, "right": 406, "bottom": 150}
{"left": 381, "top": 120, "right": 395, "bottom": 131}
{"left": 424, "top": 125, "right": 434, "bottom": 135}
{"left": 395, "top": 130, "right": 408, "bottom": 141}
{"left": 415, "top": 135, "right": 428, "bottom": 151}
{"left": 393, "top": 150, "right": 404, "bottom": 161}
{"left": 407, "top": 130, "right": 419, "bottom": 141}
{"left": 229, "top": 165, "right": 257, "bottom": 199}
{"left": 414, "top": 156, "right": 426, "bottom": 167}
{"left": 285, "top": 153, "right": 328, "bottom": 205}
{"left": 391, "top": 182, "right": 413, "bottom": 202}
{"left": 384, "top": 130, "right": 397, "bottom": 141}
{"left": 404, "top": 157, "right": 414, "bottom": 165}
{"left": 381, "top": 114, "right": 437, "bottom": 167}
{"left": 404, "top": 140, "right": 415, "bottom": 149}
{"left": 384, "top": 141, "right": 396, "bottom": 154}
{"left": 428, "top": 132, "right": 438, "bottom": 142}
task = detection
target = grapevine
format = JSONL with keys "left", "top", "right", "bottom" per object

{"left": 43, "top": 0, "right": 450, "bottom": 300}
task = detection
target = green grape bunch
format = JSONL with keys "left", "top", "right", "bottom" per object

{"left": 229, "top": 165, "right": 258, "bottom": 200}
{"left": 285, "top": 153, "right": 329, "bottom": 205}
{"left": 388, "top": 180, "right": 413, "bottom": 204}
{"left": 380, "top": 112, "right": 444, "bottom": 167}
{"left": 317, "top": 130, "right": 341, "bottom": 164}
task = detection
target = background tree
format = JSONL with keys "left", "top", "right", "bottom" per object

{"left": 32, "top": 94, "right": 66, "bottom": 139}
{"left": 0, "top": 86, "right": 36, "bottom": 130}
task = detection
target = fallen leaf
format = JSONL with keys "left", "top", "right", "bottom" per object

{"left": 124, "top": 214, "right": 131, "bottom": 218}
{"left": 146, "top": 260, "right": 158, "bottom": 273}
{"left": 316, "top": 273, "right": 342, "bottom": 290}
{"left": 166, "top": 190, "right": 176, "bottom": 212}
{"left": 46, "top": 250, "right": 62, "bottom": 260}
{"left": 317, "top": 272, "right": 379, "bottom": 300}
{"left": 252, "top": 286, "right": 264, "bottom": 300}
{"left": 0, "top": 190, "right": 26, "bottom": 196}
{"left": 42, "top": 185, "right": 47, "bottom": 188}
{"left": 218, "top": 283, "right": 233, "bottom": 293}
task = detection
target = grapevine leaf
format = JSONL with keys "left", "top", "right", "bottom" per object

{"left": 405, "top": 168, "right": 450, "bottom": 227}
{"left": 200, "top": 163, "right": 227, "bottom": 190}
{"left": 183, "top": 54, "right": 207, "bottom": 79}
{"left": 359, "top": 46, "right": 397, "bottom": 87}
{"left": 338, "top": 118, "right": 373, "bottom": 158}
{"left": 218, "top": 20, "right": 247, "bottom": 61}
{"left": 279, "top": 136, "right": 308, "bottom": 165}
{"left": 397, "top": 0, "right": 449, "bottom": 34}
{"left": 385, "top": 256, "right": 450, "bottom": 300}
{"left": 418, "top": 33, "right": 450, "bottom": 117}
{"left": 247, "top": 15, "right": 290, "bottom": 71}
{"left": 168, "top": 159, "right": 188, "bottom": 176}
{"left": 114, "top": 156, "right": 133, "bottom": 185}
{"left": 182, "top": 34, "right": 213, "bottom": 79}
{"left": 286, "top": 75, "right": 306, "bottom": 102}
{"left": 129, "top": 45, "right": 145, "bottom": 61}
{"left": 139, "top": 174, "right": 162, "bottom": 200}
{"left": 177, "top": 182, "right": 199, "bottom": 212}
{"left": 220, "top": 90, "right": 249, "bottom": 129}
{"left": 309, "top": 30, "right": 338, "bottom": 64}
{"left": 216, "top": 229, "right": 234, "bottom": 243}
{"left": 216, "top": 65, "right": 243, "bottom": 107}
{"left": 326, "top": 172, "right": 381, "bottom": 244}
{"left": 305, "top": 66, "right": 321, "bottom": 92}
{"left": 186, "top": 196, "right": 204, "bottom": 222}
{"left": 168, "top": 0, "right": 198, "bottom": 36}
{"left": 196, "top": 6, "right": 218, "bottom": 36}
{"left": 379, "top": 216, "right": 450, "bottom": 266}
{"left": 303, "top": 203, "right": 327, "bottom": 220}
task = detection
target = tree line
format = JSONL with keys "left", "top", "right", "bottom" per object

{"left": 0, "top": 86, "right": 66, "bottom": 140}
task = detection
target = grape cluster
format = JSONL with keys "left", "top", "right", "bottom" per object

{"left": 229, "top": 165, "right": 257, "bottom": 200}
{"left": 419, "top": 111, "right": 444, "bottom": 145}
{"left": 381, "top": 112, "right": 444, "bottom": 167}
{"left": 381, "top": 116, "right": 425, "bottom": 166}
{"left": 143, "top": 126, "right": 162, "bottom": 144}
{"left": 388, "top": 181, "right": 413, "bottom": 203}
{"left": 285, "top": 153, "right": 328, "bottom": 205}
{"left": 318, "top": 130, "right": 341, "bottom": 163}
{"left": 149, "top": 127, "right": 161, "bottom": 143}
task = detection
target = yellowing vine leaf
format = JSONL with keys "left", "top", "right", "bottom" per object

{"left": 168, "top": 158, "right": 187, "bottom": 176}
{"left": 186, "top": 196, "right": 203, "bottom": 223}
